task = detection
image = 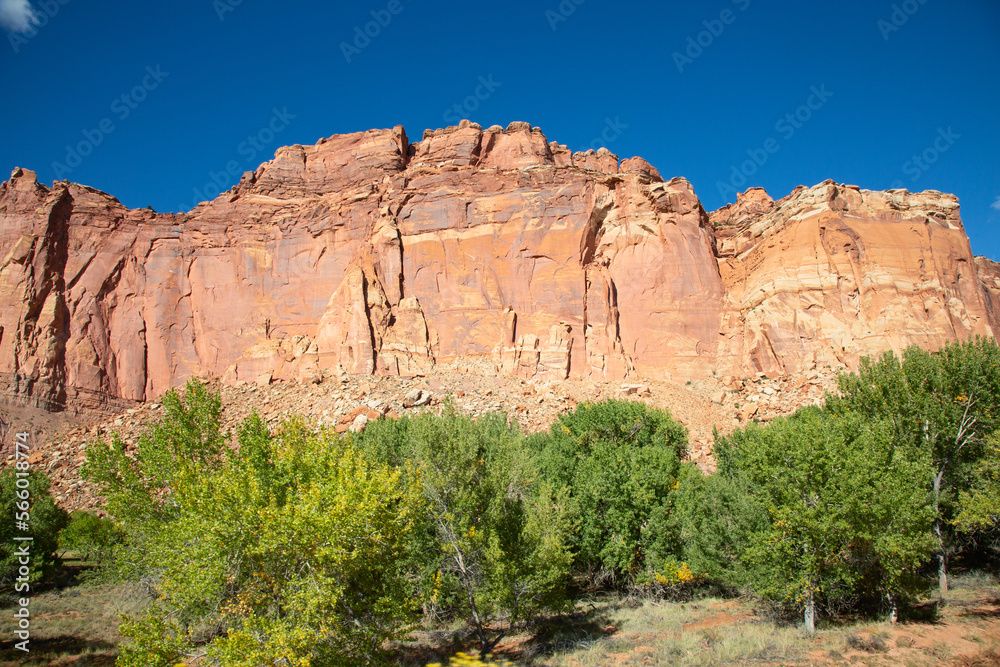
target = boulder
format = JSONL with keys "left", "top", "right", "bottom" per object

{"left": 403, "top": 388, "right": 432, "bottom": 408}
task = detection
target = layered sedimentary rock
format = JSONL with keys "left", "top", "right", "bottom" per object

{"left": 1, "top": 121, "right": 998, "bottom": 409}
{"left": 711, "top": 184, "right": 1000, "bottom": 376}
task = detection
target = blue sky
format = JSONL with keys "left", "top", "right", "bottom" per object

{"left": 2, "top": 0, "right": 999, "bottom": 257}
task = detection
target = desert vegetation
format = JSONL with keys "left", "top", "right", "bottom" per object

{"left": 3, "top": 338, "right": 1000, "bottom": 665}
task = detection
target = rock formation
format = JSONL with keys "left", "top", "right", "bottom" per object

{"left": 711, "top": 183, "right": 999, "bottom": 376}
{"left": 2, "top": 120, "right": 998, "bottom": 410}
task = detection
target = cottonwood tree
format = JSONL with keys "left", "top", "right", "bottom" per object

{"left": 527, "top": 399, "right": 689, "bottom": 583}
{"left": 827, "top": 337, "right": 1000, "bottom": 592}
{"left": 718, "top": 408, "right": 934, "bottom": 632}
{"left": 85, "top": 381, "right": 426, "bottom": 666}
{"left": 956, "top": 430, "right": 1000, "bottom": 532}
{"left": 357, "top": 406, "right": 573, "bottom": 659}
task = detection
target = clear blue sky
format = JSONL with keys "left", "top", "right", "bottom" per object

{"left": 2, "top": 0, "right": 999, "bottom": 257}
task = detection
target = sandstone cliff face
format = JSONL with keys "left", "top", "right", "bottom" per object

{"left": 2, "top": 122, "right": 998, "bottom": 409}
{"left": 712, "top": 183, "right": 1000, "bottom": 376}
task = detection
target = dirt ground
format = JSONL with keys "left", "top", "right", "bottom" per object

{"left": 3, "top": 572, "right": 996, "bottom": 666}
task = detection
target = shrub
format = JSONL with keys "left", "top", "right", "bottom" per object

{"left": 527, "top": 399, "right": 689, "bottom": 582}
{"left": 673, "top": 462, "right": 768, "bottom": 591}
{"left": 58, "top": 511, "right": 124, "bottom": 564}
{"left": 85, "top": 381, "right": 427, "bottom": 666}
{"left": 0, "top": 469, "right": 69, "bottom": 588}
{"left": 427, "top": 653, "right": 514, "bottom": 667}
{"left": 633, "top": 559, "right": 696, "bottom": 600}
{"left": 357, "top": 405, "right": 573, "bottom": 657}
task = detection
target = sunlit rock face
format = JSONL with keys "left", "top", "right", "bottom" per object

{"left": 711, "top": 182, "right": 999, "bottom": 377}
{"left": 2, "top": 121, "right": 998, "bottom": 409}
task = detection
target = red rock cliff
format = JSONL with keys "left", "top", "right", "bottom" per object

{"left": 2, "top": 121, "right": 998, "bottom": 409}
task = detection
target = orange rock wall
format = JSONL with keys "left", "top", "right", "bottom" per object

{"left": 712, "top": 184, "right": 1000, "bottom": 377}
{"left": 1, "top": 122, "right": 998, "bottom": 409}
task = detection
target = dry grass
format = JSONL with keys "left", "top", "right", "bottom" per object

{"left": 525, "top": 597, "right": 809, "bottom": 666}
{"left": 1, "top": 572, "right": 997, "bottom": 666}
{"left": 508, "top": 572, "right": 1000, "bottom": 666}
{"left": 0, "top": 567, "right": 149, "bottom": 667}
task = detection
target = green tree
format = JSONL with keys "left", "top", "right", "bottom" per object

{"left": 85, "top": 381, "right": 426, "bottom": 666}
{"left": 527, "top": 399, "right": 688, "bottom": 582}
{"left": 357, "top": 406, "right": 573, "bottom": 658}
{"left": 827, "top": 336, "right": 1000, "bottom": 592}
{"left": 718, "top": 408, "right": 934, "bottom": 632}
{"left": 84, "top": 379, "right": 228, "bottom": 570}
{"left": 673, "top": 463, "right": 768, "bottom": 591}
{"left": 1, "top": 469, "right": 69, "bottom": 588}
{"left": 58, "top": 511, "right": 124, "bottom": 565}
{"left": 955, "top": 431, "right": 1000, "bottom": 531}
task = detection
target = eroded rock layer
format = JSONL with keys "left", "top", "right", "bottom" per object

{"left": 2, "top": 121, "right": 998, "bottom": 409}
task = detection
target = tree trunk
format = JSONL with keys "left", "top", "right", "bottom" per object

{"left": 804, "top": 590, "right": 816, "bottom": 635}
{"left": 888, "top": 593, "right": 898, "bottom": 625}
{"left": 933, "top": 469, "right": 949, "bottom": 595}
{"left": 446, "top": 532, "right": 492, "bottom": 656}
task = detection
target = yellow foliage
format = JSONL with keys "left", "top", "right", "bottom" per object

{"left": 427, "top": 652, "right": 514, "bottom": 667}
{"left": 646, "top": 561, "right": 695, "bottom": 587}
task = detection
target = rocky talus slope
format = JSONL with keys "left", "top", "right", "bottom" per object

{"left": 3, "top": 365, "right": 837, "bottom": 511}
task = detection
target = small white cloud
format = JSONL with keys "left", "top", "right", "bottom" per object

{"left": 992, "top": 196, "right": 1000, "bottom": 212}
{"left": 0, "top": 0, "right": 39, "bottom": 33}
